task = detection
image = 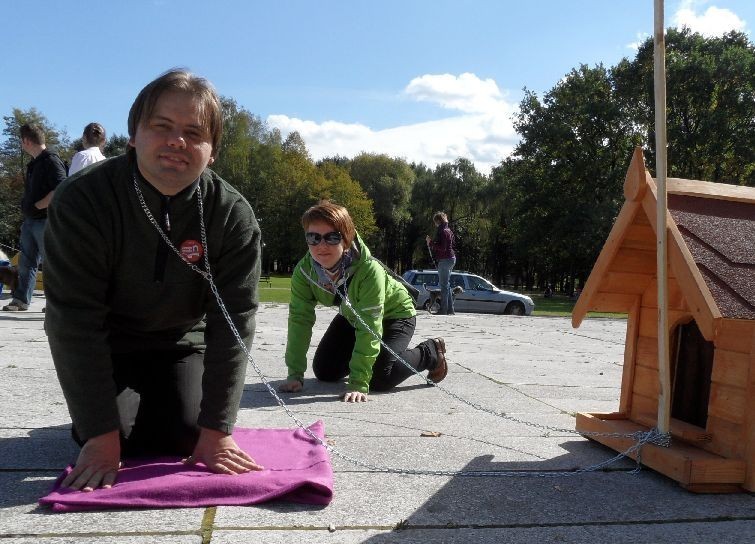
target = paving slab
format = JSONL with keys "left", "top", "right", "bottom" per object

{"left": 1, "top": 300, "right": 753, "bottom": 544}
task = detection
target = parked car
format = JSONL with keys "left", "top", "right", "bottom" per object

{"left": 402, "top": 269, "right": 535, "bottom": 316}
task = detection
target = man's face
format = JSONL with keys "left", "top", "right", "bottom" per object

{"left": 20, "top": 137, "right": 32, "bottom": 156}
{"left": 129, "top": 90, "right": 215, "bottom": 195}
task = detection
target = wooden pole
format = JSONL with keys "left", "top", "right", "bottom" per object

{"left": 654, "top": 0, "right": 671, "bottom": 434}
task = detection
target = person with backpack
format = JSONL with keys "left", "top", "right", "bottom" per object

{"left": 426, "top": 211, "right": 456, "bottom": 315}
{"left": 279, "top": 200, "right": 448, "bottom": 402}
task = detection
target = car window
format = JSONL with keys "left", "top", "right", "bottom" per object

{"left": 450, "top": 274, "right": 465, "bottom": 289}
{"left": 470, "top": 276, "right": 494, "bottom": 290}
{"left": 411, "top": 273, "right": 438, "bottom": 286}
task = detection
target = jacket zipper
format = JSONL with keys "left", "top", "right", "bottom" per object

{"left": 153, "top": 195, "right": 171, "bottom": 282}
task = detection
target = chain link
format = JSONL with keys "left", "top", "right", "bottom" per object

{"left": 134, "top": 174, "right": 669, "bottom": 477}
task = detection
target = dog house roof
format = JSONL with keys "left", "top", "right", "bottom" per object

{"left": 669, "top": 194, "right": 755, "bottom": 319}
{"left": 572, "top": 147, "right": 755, "bottom": 332}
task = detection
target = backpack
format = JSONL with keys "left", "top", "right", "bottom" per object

{"left": 371, "top": 258, "right": 420, "bottom": 302}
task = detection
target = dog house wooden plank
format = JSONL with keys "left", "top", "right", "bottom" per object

{"left": 609, "top": 248, "right": 657, "bottom": 275}
{"left": 633, "top": 364, "right": 660, "bottom": 397}
{"left": 586, "top": 292, "right": 636, "bottom": 313}
{"left": 708, "top": 383, "right": 747, "bottom": 425}
{"left": 576, "top": 413, "right": 746, "bottom": 491}
{"left": 635, "top": 335, "right": 658, "bottom": 369}
{"left": 711, "top": 349, "right": 749, "bottom": 388}
{"left": 638, "top": 307, "right": 689, "bottom": 338}
{"left": 619, "top": 297, "right": 641, "bottom": 414}
{"left": 744, "top": 335, "right": 755, "bottom": 492}
{"left": 630, "top": 392, "right": 658, "bottom": 422}
{"left": 623, "top": 224, "right": 655, "bottom": 251}
{"left": 705, "top": 415, "right": 746, "bottom": 459}
{"left": 716, "top": 319, "right": 755, "bottom": 354}
{"left": 641, "top": 279, "right": 687, "bottom": 311}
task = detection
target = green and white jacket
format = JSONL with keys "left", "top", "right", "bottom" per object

{"left": 284, "top": 233, "right": 416, "bottom": 393}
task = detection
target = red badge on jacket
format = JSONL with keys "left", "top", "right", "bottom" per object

{"left": 180, "top": 240, "right": 203, "bottom": 263}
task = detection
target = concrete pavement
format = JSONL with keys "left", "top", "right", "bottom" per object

{"left": 1, "top": 291, "right": 753, "bottom": 543}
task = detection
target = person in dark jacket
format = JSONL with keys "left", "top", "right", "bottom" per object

{"left": 44, "top": 69, "right": 263, "bottom": 492}
{"left": 3, "top": 124, "right": 67, "bottom": 312}
{"left": 426, "top": 211, "right": 456, "bottom": 315}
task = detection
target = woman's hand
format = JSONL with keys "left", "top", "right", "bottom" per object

{"left": 184, "top": 427, "right": 264, "bottom": 475}
{"left": 342, "top": 391, "right": 368, "bottom": 403}
{"left": 62, "top": 429, "right": 121, "bottom": 491}
{"left": 278, "top": 379, "right": 303, "bottom": 393}
{"left": 425, "top": 235, "right": 432, "bottom": 244}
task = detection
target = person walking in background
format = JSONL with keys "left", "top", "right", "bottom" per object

{"left": 426, "top": 211, "right": 456, "bottom": 315}
{"left": 2, "top": 124, "right": 67, "bottom": 312}
{"left": 68, "top": 122, "right": 107, "bottom": 176}
{"left": 279, "top": 200, "right": 448, "bottom": 402}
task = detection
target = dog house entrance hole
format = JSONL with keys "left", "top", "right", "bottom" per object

{"left": 670, "top": 320, "right": 714, "bottom": 429}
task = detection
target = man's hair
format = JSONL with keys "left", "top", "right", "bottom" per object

{"left": 127, "top": 68, "right": 223, "bottom": 153}
{"left": 82, "top": 122, "right": 106, "bottom": 147}
{"left": 20, "top": 124, "right": 45, "bottom": 146}
{"left": 433, "top": 211, "right": 448, "bottom": 224}
{"left": 301, "top": 200, "right": 357, "bottom": 248}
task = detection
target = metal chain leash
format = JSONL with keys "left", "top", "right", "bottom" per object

{"left": 135, "top": 176, "right": 669, "bottom": 476}
{"left": 321, "top": 274, "right": 671, "bottom": 446}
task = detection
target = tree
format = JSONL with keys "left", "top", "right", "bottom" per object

{"left": 613, "top": 28, "right": 755, "bottom": 186}
{"left": 103, "top": 134, "right": 129, "bottom": 157}
{"left": 502, "top": 64, "right": 643, "bottom": 290}
{"left": 348, "top": 153, "right": 415, "bottom": 267}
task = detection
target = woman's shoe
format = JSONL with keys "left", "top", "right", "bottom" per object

{"left": 427, "top": 338, "right": 447, "bottom": 383}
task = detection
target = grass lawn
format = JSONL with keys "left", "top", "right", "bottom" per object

{"left": 258, "top": 276, "right": 626, "bottom": 319}
{"left": 526, "top": 293, "right": 626, "bottom": 319}
{"left": 257, "top": 275, "right": 292, "bottom": 304}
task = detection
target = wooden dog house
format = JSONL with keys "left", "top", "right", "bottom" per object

{"left": 572, "top": 147, "right": 755, "bottom": 493}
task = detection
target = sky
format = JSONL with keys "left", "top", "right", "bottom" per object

{"left": 1, "top": 0, "right": 753, "bottom": 174}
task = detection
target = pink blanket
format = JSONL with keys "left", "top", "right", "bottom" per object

{"left": 40, "top": 421, "right": 333, "bottom": 512}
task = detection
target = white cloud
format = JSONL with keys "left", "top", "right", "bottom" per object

{"left": 627, "top": 32, "right": 650, "bottom": 51}
{"left": 267, "top": 73, "right": 519, "bottom": 174}
{"left": 672, "top": 1, "right": 747, "bottom": 36}
{"left": 404, "top": 72, "right": 509, "bottom": 115}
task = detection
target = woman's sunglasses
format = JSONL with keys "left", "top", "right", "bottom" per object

{"left": 305, "top": 231, "right": 343, "bottom": 246}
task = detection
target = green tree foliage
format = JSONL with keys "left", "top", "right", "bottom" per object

{"left": 348, "top": 153, "right": 415, "bottom": 267}
{"left": 500, "top": 64, "right": 643, "bottom": 290}
{"left": 212, "top": 99, "right": 373, "bottom": 272}
{"left": 103, "top": 134, "right": 130, "bottom": 157}
{"left": 614, "top": 28, "right": 755, "bottom": 185}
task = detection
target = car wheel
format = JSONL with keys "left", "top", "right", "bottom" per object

{"left": 504, "top": 301, "right": 525, "bottom": 316}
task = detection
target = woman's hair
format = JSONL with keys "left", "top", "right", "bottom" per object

{"left": 82, "top": 122, "right": 106, "bottom": 148}
{"left": 301, "top": 200, "right": 356, "bottom": 247}
{"left": 128, "top": 68, "right": 223, "bottom": 153}
{"left": 433, "top": 211, "right": 448, "bottom": 224}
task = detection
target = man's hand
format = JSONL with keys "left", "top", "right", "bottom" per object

{"left": 342, "top": 391, "right": 368, "bottom": 403}
{"left": 184, "top": 427, "right": 264, "bottom": 474}
{"left": 278, "top": 379, "right": 303, "bottom": 393}
{"left": 62, "top": 429, "right": 121, "bottom": 492}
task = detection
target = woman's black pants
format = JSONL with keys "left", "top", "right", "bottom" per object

{"left": 312, "top": 314, "right": 439, "bottom": 391}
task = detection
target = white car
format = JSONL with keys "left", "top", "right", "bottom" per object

{"left": 402, "top": 269, "right": 535, "bottom": 316}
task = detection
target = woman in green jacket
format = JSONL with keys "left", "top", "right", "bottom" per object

{"left": 279, "top": 201, "right": 447, "bottom": 402}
